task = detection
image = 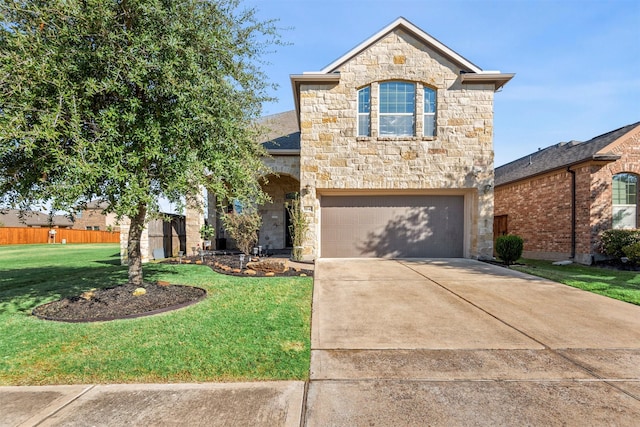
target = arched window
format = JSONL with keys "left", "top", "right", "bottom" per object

{"left": 612, "top": 173, "right": 638, "bottom": 229}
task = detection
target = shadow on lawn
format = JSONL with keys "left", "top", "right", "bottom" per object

{"left": 0, "top": 263, "right": 187, "bottom": 314}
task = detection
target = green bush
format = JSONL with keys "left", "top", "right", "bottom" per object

{"left": 600, "top": 229, "right": 640, "bottom": 258}
{"left": 285, "top": 193, "right": 309, "bottom": 262}
{"left": 495, "top": 234, "right": 524, "bottom": 266}
{"left": 221, "top": 211, "right": 262, "bottom": 255}
{"left": 623, "top": 242, "right": 640, "bottom": 264}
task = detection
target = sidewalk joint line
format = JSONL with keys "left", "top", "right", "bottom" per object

{"left": 399, "top": 261, "right": 640, "bottom": 402}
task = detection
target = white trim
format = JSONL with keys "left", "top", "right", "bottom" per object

{"left": 460, "top": 72, "right": 515, "bottom": 91}
{"left": 320, "top": 17, "right": 484, "bottom": 74}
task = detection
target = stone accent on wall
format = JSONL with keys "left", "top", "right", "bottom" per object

{"left": 298, "top": 28, "right": 496, "bottom": 259}
{"left": 185, "top": 191, "right": 204, "bottom": 255}
{"left": 258, "top": 174, "right": 300, "bottom": 250}
{"left": 262, "top": 155, "right": 300, "bottom": 181}
{"left": 119, "top": 217, "right": 150, "bottom": 265}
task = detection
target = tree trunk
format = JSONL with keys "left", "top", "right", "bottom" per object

{"left": 127, "top": 204, "right": 147, "bottom": 286}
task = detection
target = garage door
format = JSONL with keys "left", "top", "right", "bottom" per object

{"left": 321, "top": 195, "right": 464, "bottom": 258}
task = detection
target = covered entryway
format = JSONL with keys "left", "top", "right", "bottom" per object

{"left": 320, "top": 195, "right": 464, "bottom": 258}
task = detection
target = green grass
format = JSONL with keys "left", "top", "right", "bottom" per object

{"left": 512, "top": 259, "right": 640, "bottom": 305}
{"left": 0, "top": 244, "right": 312, "bottom": 385}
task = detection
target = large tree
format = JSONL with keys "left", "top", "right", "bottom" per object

{"left": 0, "top": 0, "right": 278, "bottom": 284}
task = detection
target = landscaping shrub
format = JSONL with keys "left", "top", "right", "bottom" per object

{"left": 285, "top": 193, "right": 309, "bottom": 261}
{"left": 495, "top": 234, "right": 524, "bottom": 266}
{"left": 600, "top": 229, "right": 640, "bottom": 258}
{"left": 220, "top": 211, "right": 262, "bottom": 255}
{"left": 623, "top": 242, "right": 640, "bottom": 264}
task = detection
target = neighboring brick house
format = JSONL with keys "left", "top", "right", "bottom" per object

{"left": 494, "top": 122, "right": 640, "bottom": 264}
{"left": 209, "top": 17, "right": 514, "bottom": 260}
{"left": 72, "top": 201, "right": 120, "bottom": 231}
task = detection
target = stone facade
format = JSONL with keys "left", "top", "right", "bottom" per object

{"left": 258, "top": 174, "right": 299, "bottom": 250}
{"left": 297, "top": 28, "right": 500, "bottom": 259}
{"left": 128, "top": 18, "right": 512, "bottom": 261}
{"left": 495, "top": 125, "right": 640, "bottom": 264}
{"left": 118, "top": 217, "right": 150, "bottom": 264}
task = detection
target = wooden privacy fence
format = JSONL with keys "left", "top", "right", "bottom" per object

{"left": 0, "top": 227, "right": 120, "bottom": 245}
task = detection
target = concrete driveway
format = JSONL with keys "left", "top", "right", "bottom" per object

{"left": 306, "top": 258, "right": 640, "bottom": 426}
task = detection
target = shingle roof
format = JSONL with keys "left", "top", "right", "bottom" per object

{"left": 0, "top": 209, "right": 73, "bottom": 228}
{"left": 258, "top": 110, "right": 300, "bottom": 151}
{"left": 495, "top": 122, "right": 640, "bottom": 186}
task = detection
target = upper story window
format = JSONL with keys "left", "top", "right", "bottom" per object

{"left": 357, "top": 86, "right": 370, "bottom": 137}
{"left": 379, "top": 81, "right": 415, "bottom": 136}
{"left": 424, "top": 87, "right": 436, "bottom": 137}
{"left": 612, "top": 173, "right": 638, "bottom": 229}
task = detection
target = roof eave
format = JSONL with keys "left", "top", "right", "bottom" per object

{"left": 265, "top": 149, "right": 300, "bottom": 156}
{"left": 460, "top": 73, "right": 515, "bottom": 91}
{"left": 495, "top": 154, "right": 621, "bottom": 187}
{"left": 290, "top": 73, "right": 341, "bottom": 124}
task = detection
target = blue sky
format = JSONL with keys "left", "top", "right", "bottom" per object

{"left": 245, "top": 0, "right": 640, "bottom": 167}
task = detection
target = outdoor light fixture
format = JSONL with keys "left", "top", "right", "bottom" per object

{"left": 239, "top": 253, "right": 245, "bottom": 270}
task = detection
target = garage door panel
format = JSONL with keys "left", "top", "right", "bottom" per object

{"left": 321, "top": 195, "right": 464, "bottom": 258}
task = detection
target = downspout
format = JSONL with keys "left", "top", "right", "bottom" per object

{"left": 568, "top": 167, "right": 576, "bottom": 259}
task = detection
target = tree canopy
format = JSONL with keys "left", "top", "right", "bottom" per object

{"left": 0, "top": 0, "right": 280, "bottom": 284}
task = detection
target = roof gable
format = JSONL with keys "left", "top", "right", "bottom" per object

{"left": 290, "top": 17, "right": 514, "bottom": 119}
{"left": 320, "top": 17, "right": 483, "bottom": 74}
{"left": 495, "top": 122, "right": 640, "bottom": 186}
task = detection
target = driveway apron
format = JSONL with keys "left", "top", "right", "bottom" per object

{"left": 305, "top": 258, "right": 640, "bottom": 426}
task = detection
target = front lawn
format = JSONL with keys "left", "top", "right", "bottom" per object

{"left": 512, "top": 259, "right": 640, "bottom": 305}
{"left": 0, "top": 244, "right": 312, "bottom": 385}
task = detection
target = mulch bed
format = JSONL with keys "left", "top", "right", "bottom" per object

{"left": 32, "top": 253, "right": 311, "bottom": 323}
{"left": 32, "top": 283, "right": 206, "bottom": 323}
{"left": 164, "top": 253, "right": 314, "bottom": 278}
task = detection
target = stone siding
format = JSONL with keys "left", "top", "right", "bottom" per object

{"left": 258, "top": 174, "right": 300, "bottom": 250}
{"left": 119, "top": 218, "right": 150, "bottom": 265}
{"left": 299, "top": 29, "right": 496, "bottom": 259}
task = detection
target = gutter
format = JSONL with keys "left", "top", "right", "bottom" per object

{"left": 495, "top": 154, "right": 621, "bottom": 188}
{"left": 568, "top": 166, "right": 576, "bottom": 259}
{"left": 265, "top": 149, "right": 300, "bottom": 156}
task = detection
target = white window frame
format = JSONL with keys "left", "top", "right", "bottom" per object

{"left": 612, "top": 173, "right": 638, "bottom": 229}
{"left": 378, "top": 81, "right": 415, "bottom": 137}
{"left": 423, "top": 87, "right": 436, "bottom": 137}
{"left": 357, "top": 86, "right": 370, "bottom": 137}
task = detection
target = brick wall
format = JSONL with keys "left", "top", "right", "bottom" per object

{"left": 590, "top": 129, "right": 640, "bottom": 257}
{"left": 494, "top": 170, "right": 573, "bottom": 260}
{"left": 495, "top": 125, "right": 640, "bottom": 264}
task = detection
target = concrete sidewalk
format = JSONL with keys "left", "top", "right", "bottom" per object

{"left": 1, "top": 382, "right": 305, "bottom": 427}
{"left": 3, "top": 258, "right": 640, "bottom": 426}
{"left": 307, "top": 258, "right": 640, "bottom": 426}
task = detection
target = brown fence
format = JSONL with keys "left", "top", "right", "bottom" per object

{"left": 0, "top": 227, "right": 120, "bottom": 245}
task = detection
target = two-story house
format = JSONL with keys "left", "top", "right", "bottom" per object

{"left": 125, "top": 17, "right": 514, "bottom": 262}
{"left": 217, "top": 17, "right": 514, "bottom": 260}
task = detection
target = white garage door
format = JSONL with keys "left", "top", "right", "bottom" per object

{"left": 321, "top": 195, "right": 464, "bottom": 258}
